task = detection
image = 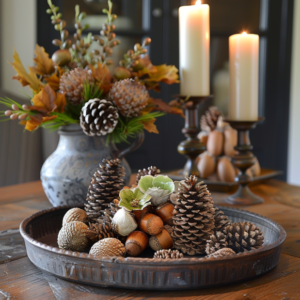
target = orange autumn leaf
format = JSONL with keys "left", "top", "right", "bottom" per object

{"left": 138, "top": 64, "right": 179, "bottom": 89}
{"left": 29, "top": 85, "right": 57, "bottom": 114}
{"left": 145, "top": 98, "right": 185, "bottom": 118}
{"left": 140, "top": 118, "right": 159, "bottom": 134}
{"left": 30, "top": 45, "right": 55, "bottom": 76}
{"left": 88, "top": 63, "right": 112, "bottom": 94}
{"left": 10, "top": 49, "right": 43, "bottom": 92}
{"left": 24, "top": 115, "right": 43, "bottom": 131}
{"left": 44, "top": 66, "right": 64, "bottom": 91}
{"left": 55, "top": 92, "right": 66, "bottom": 113}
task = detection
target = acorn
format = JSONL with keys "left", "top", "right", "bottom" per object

{"left": 62, "top": 208, "right": 88, "bottom": 226}
{"left": 155, "top": 202, "right": 174, "bottom": 226}
{"left": 57, "top": 221, "right": 93, "bottom": 252}
{"left": 149, "top": 225, "right": 174, "bottom": 251}
{"left": 89, "top": 238, "right": 126, "bottom": 258}
{"left": 125, "top": 231, "right": 148, "bottom": 257}
{"left": 52, "top": 49, "right": 71, "bottom": 67}
{"left": 113, "top": 66, "right": 131, "bottom": 80}
{"left": 139, "top": 213, "right": 164, "bottom": 236}
{"left": 133, "top": 205, "right": 153, "bottom": 225}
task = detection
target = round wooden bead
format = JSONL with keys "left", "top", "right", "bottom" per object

{"left": 125, "top": 231, "right": 149, "bottom": 257}
{"left": 155, "top": 202, "right": 174, "bottom": 226}
{"left": 139, "top": 213, "right": 163, "bottom": 236}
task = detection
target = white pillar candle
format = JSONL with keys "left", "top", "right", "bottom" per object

{"left": 179, "top": 0, "right": 210, "bottom": 96}
{"left": 229, "top": 32, "right": 259, "bottom": 120}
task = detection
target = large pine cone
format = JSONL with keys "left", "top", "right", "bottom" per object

{"left": 109, "top": 79, "right": 149, "bottom": 117}
{"left": 200, "top": 106, "right": 221, "bottom": 132}
{"left": 80, "top": 99, "right": 119, "bottom": 136}
{"left": 60, "top": 68, "right": 94, "bottom": 105}
{"left": 205, "top": 231, "right": 228, "bottom": 255}
{"left": 135, "top": 166, "right": 161, "bottom": 184}
{"left": 84, "top": 158, "right": 125, "bottom": 222}
{"left": 223, "top": 222, "right": 264, "bottom": 253}
{"left": 171, "top": 176, "right": 215, "bottom": 255}
{"left": 214, "top": 207, "right": 231, "bottom": 232}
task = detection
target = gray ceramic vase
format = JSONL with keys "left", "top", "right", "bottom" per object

{"left": 40, "top": 124, "right": 143, "bottom": 207}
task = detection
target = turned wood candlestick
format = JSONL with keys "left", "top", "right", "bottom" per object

{"left": 224, "top": 118, "right": 264, "bottom": 205}
{"left": 177, "top": 96, "right": 211, "bottom": 177}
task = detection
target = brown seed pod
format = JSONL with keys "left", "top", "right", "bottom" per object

{"left": 125, "top": 231, "right": 149, "bottom": 257}
{"left": 52, "top": 49, "right": 71, "bottom": 67}
{"left": 57, "top": 221, "right": 92, "bottom": 252}
{"left": 89, "top": 238, "right": 126, "bottom": 258}
{"left": 132, "top": 205, "right": 153, "bottom": 225}
{"left": 62, "top": 208, "right": 88, "bottom": 226}
{"left": 149, "top": 226, "right": 174, "bottom": 252}
{"left": 155, "top": 202, "right": 174, "bottom": 226}
{"left": 139, "top": 213, "right": 163, "bottom": 236}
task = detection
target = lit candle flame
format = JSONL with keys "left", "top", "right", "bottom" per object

{"left": 195, "top": 0, "right": 201, "bottom": 6}
{"left": 242, "top": 31, "right": 247, "bottom": 35}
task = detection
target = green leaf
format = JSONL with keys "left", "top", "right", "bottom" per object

{"left": 153, "top": 175, "right": 175, "bottom": 193}
{"left": 138, "top": 175, "right": 154, "bottom": 193}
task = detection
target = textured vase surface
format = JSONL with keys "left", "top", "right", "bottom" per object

{"left": 41, "top": 124, "right": 131, "bottom": 207}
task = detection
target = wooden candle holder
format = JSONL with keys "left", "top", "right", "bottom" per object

{"left": 224, "top": 118, "right": 264, "bottom": 205}
{"left": 177, "top": 96, "right": 211, "bottom": 177}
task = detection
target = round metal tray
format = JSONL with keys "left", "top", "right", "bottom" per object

{"left": 20, "top": 205, "right": 286, "bottom": 290}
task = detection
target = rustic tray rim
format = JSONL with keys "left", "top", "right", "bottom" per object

{"left": 19, "top": 205, "right": 286, "bottom": 265}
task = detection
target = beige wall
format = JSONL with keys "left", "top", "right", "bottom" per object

{"left": 1, "top": 0, "right": 36, "bottom": 97}
{"left": 288, "top": 0, "right": 300, "bottom": 185}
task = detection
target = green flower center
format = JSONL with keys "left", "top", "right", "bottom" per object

{"left": 130, "top": 199, "right": 139, "bottom": 207}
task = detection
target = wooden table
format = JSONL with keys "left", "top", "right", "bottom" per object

{"left": 0, "top": 179, "right": 300, "bottom": 299}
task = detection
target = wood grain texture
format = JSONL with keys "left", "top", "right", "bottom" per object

{"left": 0, "top": 177, "right": 300, "bottom": 298}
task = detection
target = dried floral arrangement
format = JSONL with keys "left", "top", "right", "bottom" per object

{"left": 0, "top": 0, "right": 183, "bottom": 143}
{"left": 58, "top": 158, "right": 264, "bottom": 260}
{"left": 197, "top": 106, "right": 261, "bottom": 182}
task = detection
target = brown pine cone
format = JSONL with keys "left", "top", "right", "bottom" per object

{"left": 153, "top": 249, "right": 183, "bottom": 259}
{"left": 60, "top": 67, "right": 94, "bottom": 105}
{"left": 84, "top": 158, "right": 125, "bottom": 222}
{"left": 223, "top": 222, "right": 264, "bottom": 253}
{"left": 109, "top": 79, "right": 149, "bottom": 117}
{"left": 214, "top": 207, "right": 231, "bottom": 232}
{"left": 135, "top": 166, "right": 161, "bottom": 184}
{"left": 205, "top": 248, "right": 236, "bottom": 259}
{"left": 80, "top": 99, "right": 119, "bottom": 136}
{"left": 88, "top": 221, "right": 115, "bottom": 242}
{"left": 171, "top": 176, "right": 215, "bottom": 255}
{"left": 205, "top": 231, "right": 228, "bottom": 255}
{"left": 200, "top": 106, "right": 222, "bottom": 132}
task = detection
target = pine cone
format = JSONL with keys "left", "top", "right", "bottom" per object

{"left": 84, "top": 158, "right": 125, "bottom": 222}
{"left": 171, "top": 176, "right": 215, "bottom": 255}
{"left": 200, "top": 106, "right": 222, "bottom": 132}
{"left": 205, "top": 231, "right": 228, "bottom": 255}
{"left": 88, "top": 221, "right": 115, "bottom": 242}
{"left": 80, "top": 99, "right": 119, "bottom": 136}
{"left": 109, "top": 79, "right": 149, "bottom": 117}
{"left": 60, "top": 68, "right": 94, "bottom": 105}
{"left": 223, "top": 222, "right": 264, "bottom": 253}
{"left": 102, "top": 199, "right": 120, "bottom": 221}
{"left": 135, "top": 166, "right": 161, "bottom": 184}
{"left": 205, "top": 248, "right": 236, "bottom": 259}
{"left": 153, "top": 249, "right": 184, "bottom": 259}
{"left": 214, "top": 207, "right": 231, "bottom": 232}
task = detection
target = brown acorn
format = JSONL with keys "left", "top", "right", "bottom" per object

{"left": 149, "top": 225, "right": 174, "bottom": 251}
{"left": 140, "top": 213, "right": 163, "bottom": 236}
{"left": 113, "top": 66, "right": 131, "bottom": 80}
{"left": 155, "top": 202, "right": 174, "bottom": 226}
{"left": 132, "top": 205, "right": 153, "bottom": 225}
{"left": 52, "top": 49, "right": 71, "bottom": 67}
{"left": 125, "top": 231, "right": 149, "bottom": 257}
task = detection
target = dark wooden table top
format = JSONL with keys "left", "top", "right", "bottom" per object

{"left": 0, "top": 178, "right": 300, "bottom": 299}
